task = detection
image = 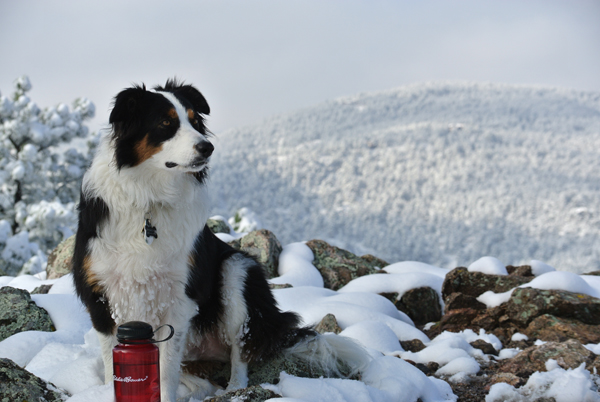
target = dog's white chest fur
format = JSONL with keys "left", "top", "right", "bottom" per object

{"left": 84, "top": 138, "right": 209, "bottom": 328}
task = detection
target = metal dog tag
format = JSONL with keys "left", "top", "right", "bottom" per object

{"left": 143, "top": 219, "right": 158, "bottom": 245}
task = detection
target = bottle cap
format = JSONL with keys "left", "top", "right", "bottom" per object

{"left": 116, "top": 321, "right": 154, "bottom": 342}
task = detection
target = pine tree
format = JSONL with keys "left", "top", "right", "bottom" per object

{"left": 0, "top": 76, "right": 97, "bottom": 276}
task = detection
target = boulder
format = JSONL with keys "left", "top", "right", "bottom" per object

{"left": 0, "top": 287, "right": 55, "bottom": 342}
{"left": 207, "top": 218, "right": 231, "bottom": 234}
{"left": 400, "top": 339, "right": 427, "bottom": 353}
{"left": 205, "top": 385, "right": 280, "bottom": 402}
{"left": 497, "top": 339, "right": 597, "bottom": 378}
{"left": 0, "top": 358, "right": 68, "bottom": 402}
{"left": 360, "top": 254, "right": 389, "bottom": 269}
{"left": 315, "top": 314, "right": 342, "bottom": 335}
{"left": 505, "top": 288, "right": 600, "bottom": 327}
{"left": 395, "top": 286, "right": 442, "bottom": 326}
{"left": 469, "top": 340, "right": 498, "bottom": 356}
{"left": 436, "top": 308, "right": 482, "bottom": 335}
{"left": 506, "top": 265, "right": 533, "bottom": 277}
{"left": 441, "top": 267, "right": 532, "bottom": 299}
{"left": 486, "top": 373, "right": 525, "bottom": 389}
{"left": 45, "top": 234, "right": 75, "bottom": 279}
{"left": 444, "top": 292, "right": 486, "bottom": 314}
{"left": 184, "top": 352, "right": 334, "bottom": 390}
{"left": 306, "top": 240, "right": 380, "bottom": 290}
{"left": 229, "top": 229, "right": 282, "bottom": 279}
{"left": 31, "top": 284, "right": 53, "bottom": 295}
{"left": 523, "top": 314, "right": 600, "bottom": 344}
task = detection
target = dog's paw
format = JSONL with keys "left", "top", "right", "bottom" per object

{"left": 177, "top": 373, "right": 220, "bottom": 401}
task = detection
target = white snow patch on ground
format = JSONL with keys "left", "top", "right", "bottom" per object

{"left": 2, "top": 247, "right": 600, "bottom": 401}
{"left": 478, "top": 270, "right": 600, "bottom": 308}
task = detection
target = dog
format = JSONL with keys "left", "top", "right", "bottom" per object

{"left": 72, "top": 79, "right": 369, "bottom": 401}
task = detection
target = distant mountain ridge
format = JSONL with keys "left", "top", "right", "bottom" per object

{"left": 209, "top": 82, "right": 600, "bottom": 273}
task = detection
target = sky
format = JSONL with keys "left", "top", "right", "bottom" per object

{"left": 1, "top": 0, "right": 599, "bottom": 134}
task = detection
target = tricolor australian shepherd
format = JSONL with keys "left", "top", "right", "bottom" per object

{"left": 72, "top": 79, "right": 368, "bottom": 401}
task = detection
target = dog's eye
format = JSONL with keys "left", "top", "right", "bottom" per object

{"left": 190, "top": 118, "right": 199, "bottom": 126}
{"left": 161, "top": 120, "right": 171, "bottom": 127}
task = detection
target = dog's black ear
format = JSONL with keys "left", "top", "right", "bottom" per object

{"left": 175, "top": 85, "right": 210, "bottom": 116}
{"left": 157, "top": 79, "right": 210, "bottom": 116}
{"left": 109, "top": 84, "right": 147, "bottom": 124}
{"left": 109, "top": 85, "right": 149, "bottom": 169}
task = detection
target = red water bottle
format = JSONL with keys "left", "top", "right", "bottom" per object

{"left": 113, "top": 321, "right": 174, "bottom": 402}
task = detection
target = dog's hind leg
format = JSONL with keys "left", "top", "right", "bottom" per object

{"left": 220, "top": 254, "right": 252, "bottom": 391}
{"left": 225, "top": 342, "right": 249, "bottom": 391}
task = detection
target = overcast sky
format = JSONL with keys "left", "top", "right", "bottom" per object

{"left": 1, "top": 0, "right": 599, "bottom": 134}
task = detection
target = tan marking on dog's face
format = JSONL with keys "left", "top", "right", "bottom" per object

{"left": 187, "top": 109, "right": 195, "bottom": 120}
{"left": 168, "top": 107, "right": 178, "bottom": 119}
{"left": 135, "top": 134, "right": 164, "bottom": 166}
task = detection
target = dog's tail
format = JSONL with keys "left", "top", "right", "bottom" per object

{"left": 285, "top": 332, "right": 372, "bottom": 378}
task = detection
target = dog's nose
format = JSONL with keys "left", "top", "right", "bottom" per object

{"left": 194, "top": 141, "right": 214, "bottom": 158}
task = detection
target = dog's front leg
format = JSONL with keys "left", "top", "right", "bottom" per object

{"left": 97, "top": 330, "right": 118, "bottom": 384}
{"left": 159, "top": 303, "right": 195, "bottom": 402}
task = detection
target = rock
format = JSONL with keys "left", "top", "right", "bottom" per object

{"left": 437, "top": 308, "right": 481, "bottom": 333}
{"left": 497, "top": 339, "right": 596, "bottom": 378}
{"left": 395, "top": 287, "right": 442, "bottom": 326}
{"left": 470, "top": 305, "right": 507, "bottom": 331}
{"left": 207, "top": 218, "right": 231, "bottom": 234}
{"left": 400, "top": 339, "right": 427, "bottom": 353}
{"left": 405, "top": 360, "right": 439, "bottom": 376}
{"left": 205, "top": 385, "right": 280, "bottom": 402}
{"left": 443, "top": 292, "right": 486, "bottom": 314}
{"left": 506, "top": 265, "right": 533, "bottom": 276}
{"left": 0, "top": 358, "right": 68, "bottom": 402}
{"left": 360, "top": 254, "right": 389, "bottom": 269}
{"left": 306, "top": 239, "right": 380, "bottom": 290}
{"left": 378, "top": 292, "right": 399, "bottom": 305}
{"left": 229, "top": 229, "right": 282, "bottom": 279}
{"left": 315, "top": 314, "right": 342, "bottom": 334}
{"left": 45, "top": 234, "right": 75, "bottom": 279}
{"left": 505, "top": 288, "right": 600, "bottom": 328}
{"left": 523, "top": 314, "right": 600, "bottom": 344}
{"left": 487, "top": 372, "right": 525, "bottom": 389}
{"left": 0, "top": 287, "right": 55, "bottom": 342}
{"left": 441, "top": 267, "right": 532, "bottom": 299}
{"left": 184, "top": 352, "right": 333, "bottom": 390}
{"left": 268, "top": 283, "right": 293, "bottom": 290}
{"left": 31, "top": 284, "right": 53, "bottom": 295}
{"left": 469, "top": 340, "right": 498, "bottom": 356}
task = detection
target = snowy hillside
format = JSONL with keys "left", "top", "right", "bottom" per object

{"left": 209, "top": 82, "right": 600, "bottom": 274}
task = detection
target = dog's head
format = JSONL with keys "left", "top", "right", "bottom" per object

{"left": 109, "top": 79, "right": 213, "bottom": 176}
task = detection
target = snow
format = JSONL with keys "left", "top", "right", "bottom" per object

{"left": 530, "top": 260, "right": 556, "bottom": 276}
{"left": 269, "top": 242, "right": 324, "bottom": 287}
{"left": 468, "top": 257, "right": 508, "bottom": 276}
{"left": 209, "top": 82, "right": 600, "bottom": 274}
{"left": 511, "top": 333, "right": 529, "bottom": 342}
{"left": 486, "top": 361, "right": 600, "bottom": 402}
{"left": 477, "top": 270, "right": 600, "bottom": 308}
{"left": 2, "top": 243, "right": 600, "bottom": 401}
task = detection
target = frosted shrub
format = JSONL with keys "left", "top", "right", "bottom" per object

{"left": 0, "top": 76, "right": 96, "bottom": 275}
{"left": 228, "top": 207, "right": 262, "bottom": 233}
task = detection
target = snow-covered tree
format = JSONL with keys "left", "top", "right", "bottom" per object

{"left": 0, "top": 76, "right": 97, "bottom": 276}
